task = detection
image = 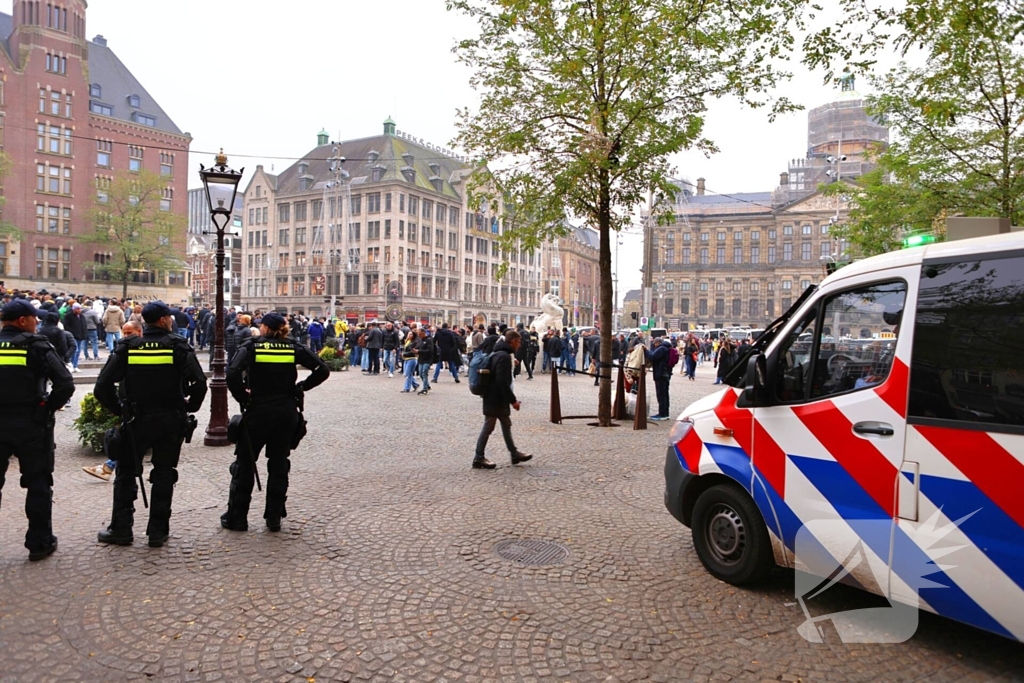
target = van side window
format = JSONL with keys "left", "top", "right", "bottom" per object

{"left": 774, "top": 280, "right": 906, "bottom": 403}
{"left": 909, "top": 254, "right": 1024, "bottom": 429}
{"left": 812, "top": 281, "right": 906, "bottom": 399}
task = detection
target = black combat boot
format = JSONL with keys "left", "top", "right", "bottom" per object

{"left": 98, "top": 509, "right": 134, "bottom": 545}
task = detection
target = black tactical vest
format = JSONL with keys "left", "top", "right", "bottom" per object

{"left": 247, "top": 337, "right": 297, "bottom": 397}
{"left": 122, "top": 334, "right": 184, "bottom": 409}
{"left": 0, "top": 333, "right": 47, "bottom": 406}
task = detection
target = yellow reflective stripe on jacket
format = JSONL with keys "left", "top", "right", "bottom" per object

{"left": 0, "top": 349, "right": 27, "bottom": 366}
{"left": 128, "top": 349, "right": 174, "bottom": 365}
{"left": 255, "top": 352, "right": 295, "bottom": 364}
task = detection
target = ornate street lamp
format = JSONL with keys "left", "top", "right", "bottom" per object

{"left": 199, "top": 150, "right": 243, "bottom": 446}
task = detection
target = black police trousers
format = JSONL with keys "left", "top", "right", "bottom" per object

{"left": 224, "top": 397, "right": 298, "bottom": 525}
{"left": 111, "top": 410, "right": 186, "bottom": 537}
{"left": 0, "top": 414, "right": 56, "bottom": 552}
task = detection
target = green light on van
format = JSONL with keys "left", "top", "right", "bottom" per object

{"left": 902, "top": 234, "right": 938, "bottom": 248}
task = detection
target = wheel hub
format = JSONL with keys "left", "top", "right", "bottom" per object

{"left": 705, "top": 504, "right": 745, "bottom": 565}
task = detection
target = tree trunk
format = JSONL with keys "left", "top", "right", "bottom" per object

{"left": 121, "top": 276, "right": 129, "bottom": 300}
{"left": 597, "top": 167, "right": 613, "bottom": 426}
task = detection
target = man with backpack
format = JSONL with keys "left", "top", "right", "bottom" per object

{"left": 471, "top": 329, "right": 533, "bottom": 470}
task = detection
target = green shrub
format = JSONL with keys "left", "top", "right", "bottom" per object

{"left": 324, "top": 337, "right": 342, "bottom": 350}
{"left": 319, "top": 346, "right": 349, "bottom": 372}
{"left": 73, "top": 392, "right": 120, "bottom": 452}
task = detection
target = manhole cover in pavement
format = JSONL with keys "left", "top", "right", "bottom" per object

{"left": 493, "top": 539, "right": 570, "bottom": 566}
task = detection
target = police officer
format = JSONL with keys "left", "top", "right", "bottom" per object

{"left": 0, "top": 300, "right": 74, "bottom": 560}
{"left": 95, "top": 301, "right": 208, "bottom": 548}
{"left": 221, "top": 311, "right": 329, "bottom": 532}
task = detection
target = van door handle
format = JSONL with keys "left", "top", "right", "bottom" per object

{"left": 853, "top": 421, "right": 895, "bottom": 437}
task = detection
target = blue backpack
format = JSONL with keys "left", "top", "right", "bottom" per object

{"left": 468, "top": 351, "right": 494, "bottom": 396}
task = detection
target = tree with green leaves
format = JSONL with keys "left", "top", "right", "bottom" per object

{"left": 448, "top": 0, "right": 804, "bottom": 425}
{"left": 0, "top": 151, "right": 23, "bottom": 242}
{"left": 84, "top": 170, "right": 186, "bottom": 299}
{"left": 810, "top": 0, "right": 1024, "bottom": 257}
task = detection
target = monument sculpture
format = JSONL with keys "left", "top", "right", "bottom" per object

{"left": 531, "top": 293, "right": 564, "bottom": 333}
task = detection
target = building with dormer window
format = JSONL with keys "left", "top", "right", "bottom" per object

{"left": 241, "top": 119, "right": 546, "bottom": 328}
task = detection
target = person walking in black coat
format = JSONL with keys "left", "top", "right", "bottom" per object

{"left": 432, "top": 323, "right": 460, "bottom": 383}
{"left": 472, "top": 329, "right": 534, "bottom": 470}
{"left": 714, "top": 339, "right": 737, "bottom": 385}
{"left": 39, "top": 312, "right": 67, "bottom": 362}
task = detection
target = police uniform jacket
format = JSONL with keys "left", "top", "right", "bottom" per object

{"left": 0, "top": 325, "right": 74, "bottom": 413}
{"left": 226, "top": 336, "right": 329, "bottom": 406}
{"left": 94, "top": 326, "right": 208, "bottom": 416}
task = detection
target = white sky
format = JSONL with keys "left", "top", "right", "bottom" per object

{"left": 80, "top": 0, "right": 875, "bottom": 306}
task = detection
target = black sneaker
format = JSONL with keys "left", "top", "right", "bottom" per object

{"left": 28, "top": 537, "right": 58, "bottom": 561}
{"left": 472, "top": 458, "right": 496, "bottom": 470}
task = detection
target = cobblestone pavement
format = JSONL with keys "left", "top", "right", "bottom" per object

{"left": 1, "top": 360, "right": 1023, "bottom": 682}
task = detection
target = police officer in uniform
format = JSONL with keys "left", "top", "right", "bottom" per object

{"left": 0, "top": 300, "right": 74, "bottom": 560}
{"left": 95, "top": 301, "right": 208, "bottom": 548}
{"left": 221, "top": 311, "right": 329, "bottom": 532}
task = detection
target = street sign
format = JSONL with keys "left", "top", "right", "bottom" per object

{"left": 639, "top": 316, "right": 650, "bottom": 331}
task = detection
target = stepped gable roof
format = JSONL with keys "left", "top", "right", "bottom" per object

{"left": 274, "top": 134, "right": 471, "bottom": 200}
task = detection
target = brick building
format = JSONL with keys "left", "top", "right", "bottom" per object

{"left": 643, "top": 87, "right": 888, "bottom": 331}
{"left": 542, "top": 223, "right": 601, "bottom": 327}
{"left": 0, "top": 1, "right": 191, "bottom": 300}
{"left": 241, "top": 120, "right": 545, "bottom": 327}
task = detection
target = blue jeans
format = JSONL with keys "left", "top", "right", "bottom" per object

{"left": 403, "top": 359, "right": 419, "bottom": 391}
{"left": 73, "top": 339, "right": 86, "bottom": 368}
{"left": 105, "top": 330, "right": 121, "bottom": 350}
{"left": 87, "top": 329, "right": 100, "bottom": 359}
{"left": 418, "top": 362, "right": 432, "bottom": 391}
{"left": 542, "top": 351, "right": 550, "bottom": 371}
{"left": 310, "top": 338, "right": 323, "bottom": 354}
{"left": 433, "top": 356, "right": 458, "bottom": 382}
{"left": 384, "top": 350, "right": 395, "bottom": 374}
{"left": 361, "top": 348, "right": 371, "bottom": 370}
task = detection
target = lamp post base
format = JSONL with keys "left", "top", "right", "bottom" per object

{"left": 204, "top": 427, "right": 230, "bottom": 447}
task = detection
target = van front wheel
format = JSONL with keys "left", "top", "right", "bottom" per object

{"left": 691, "top": 484, "right": 773, "bottom": 585}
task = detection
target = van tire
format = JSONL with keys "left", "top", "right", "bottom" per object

{"left": 691, "top": 484, "right": 773, "bottom": 585}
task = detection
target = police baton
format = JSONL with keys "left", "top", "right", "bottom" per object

{"left": 121, "top": 404, "right": 147, "bottom": 508}
{"left": 239, "top": 404, "right": 262, "bottom": 492}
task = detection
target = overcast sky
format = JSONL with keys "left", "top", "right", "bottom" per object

{"left": 82, "top": 0, "right": 871, "bottom": 306}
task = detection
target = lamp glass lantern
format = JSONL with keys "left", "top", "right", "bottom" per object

{"left": 200, "top": 151, "right": 243, "bottom": 230}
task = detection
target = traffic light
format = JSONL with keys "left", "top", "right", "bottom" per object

{"left": 902, "top": 233, "right": 938, "bottom": 249}
{"left": 631, "top": 312, "right": 638, "bottom": 320}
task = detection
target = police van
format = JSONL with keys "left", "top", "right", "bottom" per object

{"left": 664, "top": 229, "right": 1024, "bottom": 639}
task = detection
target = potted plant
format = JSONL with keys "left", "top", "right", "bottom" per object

{"left": 72, "top": 392, "right": 120, "bottom": 452}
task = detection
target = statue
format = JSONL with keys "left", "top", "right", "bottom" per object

{"left": 531, "top": 293, "right": 564, "bottom": 333}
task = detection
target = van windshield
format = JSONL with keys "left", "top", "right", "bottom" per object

{"left": 724, "top": 285, "right": 818, "bottom": 385}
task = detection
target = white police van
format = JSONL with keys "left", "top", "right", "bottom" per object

{"left": 664, "top": 229, "right": 1024, "bottom": 639}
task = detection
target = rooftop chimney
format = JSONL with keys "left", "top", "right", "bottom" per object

{"left": 696, "top": 177, "right": 705, "bottom": 196}
{"left": 93, "top": 35, "right": 107, "bottom": 46}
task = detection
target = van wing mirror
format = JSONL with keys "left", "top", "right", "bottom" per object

{"left": 737, "top": 352, "right": 769, "bottom": 408}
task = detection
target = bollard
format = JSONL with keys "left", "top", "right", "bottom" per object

{"left": 549, "top": 363, "right": 562, "bottom": 424}
{"left": 612, "top": 363, "right": 627, "bottom": 420}
{"left": 633, "top": 368, "right": 648, "bottom": 430}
